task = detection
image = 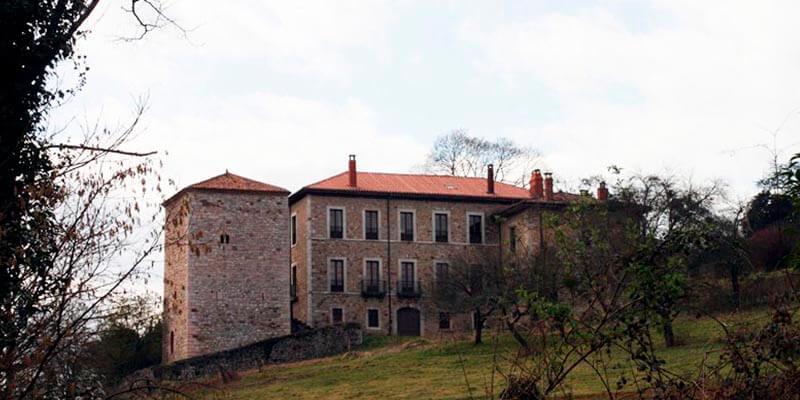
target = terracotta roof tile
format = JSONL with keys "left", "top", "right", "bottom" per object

{"left": 305, "top": 171, "right": 533, "bottom": 199}
{"left": 164, "top": 172, "right": 289, "bottom": 206}
{"left": 188, "top": 172, "right": 289, "bottom": 194}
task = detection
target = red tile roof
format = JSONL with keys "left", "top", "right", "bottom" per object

{"left": 303, "top": 171, "right": 536, "bottom": 200}
{"left": 188, "top": 172, "right": 289, "bottom": 194}
{"left": 164, "top": 172, "right": 289, "bottom": 205}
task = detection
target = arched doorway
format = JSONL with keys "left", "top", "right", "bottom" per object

{"left": 397, "top": 307, "right": 421, "bottom": 336}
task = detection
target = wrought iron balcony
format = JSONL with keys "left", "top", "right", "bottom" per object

{"left": 360, "top": 280, "right": 386, "bottom": 298}
{"left": 396, "top": 280, "right": 422, "bottom": 298}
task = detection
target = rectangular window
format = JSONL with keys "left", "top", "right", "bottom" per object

{"left": 367, "top": 309, "right": 379, "bottom": 328}
{"left": 439, "top": 312, "right": 451, "bottom": 330}
{"left": 435, "top": 262, "right": 449, "bottom": 282}
{"left": 364, "top": 210, "right": 379, "bottom": 240}
{"left": 434, "top": 213, "right": 448, "bottom": 243}
{"left": 291, "top": 215, "right": 297, "bottom": 246}
{"left": 291, "top": 265, "right": 297, "bottom": 298}
{"left": 366, "top": 260, "right": 380, "bottom": 285}
{"left": 332, "top": 308, "right": 343, "bottom": 325}
{"left": 400, "top": 212, "right": 414, "bottom": 241}
{"left": 469, "top": 214, "right": 483, "bottom": 244}
{"left": 509, "top": 226, "right": 516, "bottom": 252}
{"left": 400, "top": 261, "right": 415, "bottom": 294}
{"left": 329, "top": 209, "right": 343, "bottom": 239}
{"left": 330, "top": 259, "right": 344, "bottom": 292}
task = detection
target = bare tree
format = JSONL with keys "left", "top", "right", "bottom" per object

{"left": 433, "top": 252, "right": 504, "bottom": 345}
{"left": 421, "top": 130, "right": 540, "bottom": 187}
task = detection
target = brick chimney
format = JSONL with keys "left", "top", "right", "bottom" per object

{"left": 530, "top": 169, "right": 543, "bottom": 199}
{"left": 348, "top": 154, "right": 357, "bottom": 188}
{"left": 597, "top": 181, "right": 609, "bottom": 201}
{"left": 487, "top": 164, "right": 495, "bottom": 194}
{"left": 544, "top": 172, "right": 553, "bottom": 201}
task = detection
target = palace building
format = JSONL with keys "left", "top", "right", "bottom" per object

{"left": 163, "top": 156, "right": 602, "bottom": 363}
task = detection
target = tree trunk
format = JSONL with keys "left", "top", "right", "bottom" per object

{"left": 474, "top": 311, "right": 483, "bottom": 345}
{"left": 506, "top": 319, "right": 529, "bottom": 350}
{"left": 662, "top": 318, "right": 676, "bottom": 347}
{"left": 730, "top": 263, "right": 741, "bottom": 310}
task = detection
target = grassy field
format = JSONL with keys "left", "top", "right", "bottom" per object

{"left": 191, "top": 308, "right": 771, "bottom": 400}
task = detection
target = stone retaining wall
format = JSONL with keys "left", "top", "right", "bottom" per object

{"left": 126, "top": 324, "right": 361, "bottom": 383}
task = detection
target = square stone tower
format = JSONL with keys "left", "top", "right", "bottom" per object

{"left": 162, "top": 172, "right": 290, "bottom": 364}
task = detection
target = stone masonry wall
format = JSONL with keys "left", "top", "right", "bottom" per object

{"left": 127, "top": 324, "right": 362, "bottom": 383}
{"left": 290, "top": 195, "right": 310, "bottom": 325}
{"left": 163, "top": 194, "right": 190, "bottom": 363}
{"left": 303, "top": 194, "right": 508, "bottom": 336}
{"left": 183, "top": 190, "right": 290, "bottom": 360}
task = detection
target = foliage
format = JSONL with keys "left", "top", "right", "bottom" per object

{"left": 746, "top": 191, "right": 795, "bottom": 233}
{"left": 1, "top": 1, "right": 180, "bottom": 398}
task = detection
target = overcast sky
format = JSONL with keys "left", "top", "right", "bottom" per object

{"left": 52, "top": 1, "right": 800, "bottom": 291}
{"left": 55, "top": 0, "right": 800, "bottom": 199}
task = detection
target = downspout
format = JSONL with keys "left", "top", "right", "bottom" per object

{"left": 386, "top": 196, "right": 392, "bottom": 335}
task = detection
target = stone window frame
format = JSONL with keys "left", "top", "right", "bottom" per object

{"left": 397, "top": 208, "right": 417, "bottom": 242}
{"left": 432, "top": 210, "right": 451, "bottom": 243}
{"left": 362, "top": 209, "right": 381, "bottom": 240}
{"left": 466, "top": 211, "right": 486, "bottom": 245}
{"left": 290, "top": 212, "right": 297, "bottom": 247}
{"left": 330, "top": 306, "right": 345, "bottom": 325}
{"left": 397, "top": 258, "right": 418, "bottom": 290}
{"left": 327, "top": 206, "right": 346, "bottom": 240}
{"left": 363, "top": 257, "right": 383, "bottom": 283}
{"left": 327, "top": 257, "right": 347, "bottom": 293}
{"left": 365, "top": 308, "right": 381, "bottom": 330}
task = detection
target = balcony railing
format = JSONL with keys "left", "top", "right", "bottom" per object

{"left": 290, "top": 283, "right": 298, "bottom": 302}
{"left": 396, "top": 280, "right": 422, "bottom": 298}
{"left": 360, "top": 280, "right": 386, "bottom": 298}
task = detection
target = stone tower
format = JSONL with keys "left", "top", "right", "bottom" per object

{"left": 162, "top": 172, "right": 290, "bottom": 364}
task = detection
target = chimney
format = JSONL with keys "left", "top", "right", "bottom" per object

{"left": 348, "top": 154, "right": 357, "bottom": 188}
{"left": 487, "top": 164, "right": 495, "bottom": 194}
{"left": 530, "top": 169, "right": 543, "bottom": 199}
{"left": 544, "top": 172, "right": 553, "bottom": 201}
{"left": 597, "top": 181, "right": 609, "bottom": 201}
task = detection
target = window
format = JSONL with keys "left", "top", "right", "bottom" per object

{"left": 364, "top": 210, "right": 379, "bottom": 240}
{"left": 367, "top": 309, "right": 379, "bottom": 328}
{"left": 219, "top": 234, "right": 230, "bottom": 244}
{"left": 439, "top": 312, "right": 451, "bottom": 330}
{"left": 509, "top": 226, "right": 516, "bottom": 252}
{"left": 329, "top": 208, "right": 343, "bottom": 239}
{"left": 366, "top": 260, "right": 380, "bottom": 285}
{"left": 435, "top": 262, "right": 449, "bottom": 281}
{"left": 291, "top": 265, "right": 297, "bottom": 298}
{"left": 400, "top": 261, "right": 415, "bottom": 294}
{"left": 400, "top": 211, "right": 414, "bottom": 241}
{"left": 332, "top": 308, "right": 343, "bottom": 325}
{"left": 469, "top": 214, "right": 483, "bottom": 244}
{"left": 330, "top": 259, "right": 344, "bottom": 292}
{"left": 291, "top": 215, "right": 297, "bottom": 246}
{"left": 434, "top": 213, "right": 448, "bottom": 243}
{"left": 170, "top": 331, "right": 174, "bottom": 354}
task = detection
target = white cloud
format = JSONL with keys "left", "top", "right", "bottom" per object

{"left": 459, "top": 1, "right": 800, "bottom": 199}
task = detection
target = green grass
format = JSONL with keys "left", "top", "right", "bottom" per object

{"left": 192, "top": 308, "right": 772, "bottom": 400}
